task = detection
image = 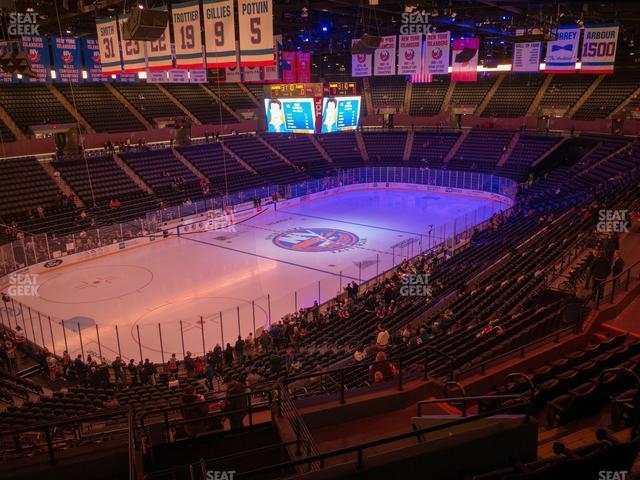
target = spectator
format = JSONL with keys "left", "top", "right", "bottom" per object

{"left": 234, "top": 336, "right": 245, "bottom": 365}
{"left": 184, "top": 352, "right": 195, "bottom": 378}
{"left": 180, "top": 385, "right": 208, "bottom": 436}
{"left": 167, "top": 353, "right": 179, "bottom": 377}
{"left": 369, "top": 351, "right": 394, "bottom": 382}
{"left": 221, "top": 376, "right": 248, "bottom": 429}
{"left": 354, "top": 345, "right": 367, "bottom": 362}
{"left": 224, "top": 343, "right": 234, "bottom": 366}
{"left": 375, "top": 323, "right": 390, "bottom": 350}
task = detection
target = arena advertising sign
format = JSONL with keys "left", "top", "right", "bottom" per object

{"left": 52, "top": 36, "right": 82, "bottom": 83}
{"left": 19, "top": 35, "right": 51, "bottom": 83}
{"left": 203, "top": 0, "right": 237, "bottom": 68}
{"left": 425, "top": 31, "right": 450, "bottom": 75}
{"left": 351, "top": 39, "right": 372, "bottom": 77}
{"left": 172, "top": 0, "right": 205, "bottom": 69}
{"left": 544, "top": 25, "right": 579, "bottom": 73}
{"left": 373, "top": 36, "right": 397, "bottom": 76}
{"left": 95, "top": 16, "right": 122, "bottom": 75}
{"left": 451, "top": 37, "right": 479, "bottom": 82}
{"left": 81, "top": 37, "right": 108, "bottom": 82}
{"left": 145, "top": 7, "right": 173, "bottom": 71}
{"left": 118, "top": 15, "right": 146, "bottom": 73}
{"left": 238, "top": 0, "right": 275, "bottom": 66}
{"left": 581, "top": 24, "right": 619, "bottom": 74}
{"left": 397, "top": 34, "right": 422, "bottom": 75}
{"left": 512, "top": 41, "right": 542, "bottom": 73}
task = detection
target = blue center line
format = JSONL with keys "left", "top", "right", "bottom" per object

{"left": 281, "top": 210, "right": 426, "bottom": 236}
{"left": 179, "top": 234, "right": 361, "bottom": 281}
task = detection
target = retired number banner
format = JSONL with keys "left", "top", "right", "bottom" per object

{"left": 238, "top": 0, "right": 274, "bottom": 66}
{"left": 397, "top": 34, "right": 422, "bottom": 75}
{"left": 203, "top": 0, "right": 237, "bottom": 68}
{"left": 581, "top": 24, "right": 619, "bottom": 74}
{"left": 118, "top": 15, "right": 146, "bottom": 73}
{"left": 146, "top": 7, "right": 172, "bottom": 71}
{"left": 545, "top": 26, "right": 580, "bottom": 74}
{"left": 95, "top": 17, "right": 122, "bottom": 75}
{"left": 172, "top": 0, "right": 204, "bottom": 69}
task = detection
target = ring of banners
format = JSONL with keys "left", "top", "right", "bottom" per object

{"left": 0, "top": 16, "right": 620, "bottom": 85}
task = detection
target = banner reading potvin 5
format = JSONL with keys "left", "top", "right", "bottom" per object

{"left": 172, "top": 0, "right": 204, "bottom": 69}
{"left": 118, "top": 15, "right": 146, "bottom": 73}
{"left": 95, "top": 16, "right": 122, "bottom": 75}
{"left": 203, "top": 0, "right": 237, "bottom": 68}
{"left": 238, "top": 0, "right": 274, "bottom": 66}
{"left": 146, "top": 7, "right": 172, "bottom": 71}
{"left": 581, "top": 24, "right": 619, "bottom": 74}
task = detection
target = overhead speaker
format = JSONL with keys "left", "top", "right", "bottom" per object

{"left": 351, "top": 34, "right": 382, "bottom": 54}
{"left": 122, "top": 9, "right": 168, "bottom": 41}
{"left": 0, "top": 46, "right": 36, "bottom": 78}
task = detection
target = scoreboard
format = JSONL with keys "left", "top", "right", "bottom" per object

{"left": 323, "top": 82, "right": 358, "bottom": 96}
{"left": 265, "top": 83, "right": 323, "bottom": 98}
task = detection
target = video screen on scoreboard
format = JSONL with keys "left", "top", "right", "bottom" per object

{"left": 321, "top": 96, "right": 361, "bottom": 133}
{"left": 264, "top": 98, "right": 316, "bottom": 134}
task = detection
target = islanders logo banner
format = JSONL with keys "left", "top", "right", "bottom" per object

{"left": 374, "top": 36, "right": 397, "bottom": 76}
{"left": 398, "top": 34, "right": 422, "bottom": 75}
{"left": 273, "top": 228, "right": 360, "bottom": 253}
{"left": 425, "top": 31, "right": 450, "bottom": 75}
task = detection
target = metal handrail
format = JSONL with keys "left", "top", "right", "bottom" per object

{"left": 234, "top": 398, "right": 533, "bottom": 478}
{"left": 417, "top": 394, "right": 524, "bottom": 417}
{"left": 594, "top": 257, "right": 640, "bottom": 309}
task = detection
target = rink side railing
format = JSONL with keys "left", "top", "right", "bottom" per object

{"left": 0, "top": 167, "right": 517, "bottom": 363}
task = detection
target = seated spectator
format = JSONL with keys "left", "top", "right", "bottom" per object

{"left": 375, "top": 323, "right": 390, "bottom": 350}
{"left": 354, "top": 345, "right": 367, "bottom": 362}
{"left": 180, "top": 385, "right": 207, "bottom": 436}
{"left": 369, "top": 351, "right": 394, "bottom": 382}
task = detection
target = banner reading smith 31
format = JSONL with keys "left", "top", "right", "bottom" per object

{"left": 238, "top": 0, "right": 274, "bottom": 66}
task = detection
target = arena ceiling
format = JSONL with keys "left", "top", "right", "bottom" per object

{"left": 1, "top": 1, "right": 639, "bottom": 68}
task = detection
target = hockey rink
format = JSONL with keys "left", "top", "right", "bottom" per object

{"left": 5, "top": 188, "right": 509, "bottom": 362}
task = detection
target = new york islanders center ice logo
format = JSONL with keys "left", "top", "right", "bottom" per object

{"left": 273, "top": 228, "right": 360, "bottom": 252}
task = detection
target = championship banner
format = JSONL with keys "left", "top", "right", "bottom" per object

{"left": 373, "top": 35, "right": 396, "bottom": 76}
{"left": 203, "top": 0, "right": 236, "bottom": 68}
{"left": 581, "top": 24, "right": 619, "bottom": 74}
{"left": 115, "top": 73, "right": 139, "bottom": 83}
{"left": 0, "top": 43, "right": 16, "bottom": 83}
{"left": 168, "top": 69, "right": 190, "bottom": 83}
{"left": 451, "top": 37, "right": 479, "bottom": 82}
{"left": 281, "top": 51, "right": 296, "bottom": 83}
{"left": 189, "top": 69, "right": 207, "bottom": 82}
{"left": 81, "top": 38, "right": 108, "bottom": 82}
{"left": 52, "top": 36, "right": 82, "bottom": 83}
{"left": 513, "top": 42, "right": 541, "bottom": 73}
{"left": 242, "top": 66, "right": 262, "bottom": 82}
{"left": 397, "top": 34, "right": 422, "bottom": 75}
{"left": 95, "top": 16, "right": 122, "bottom": 75}
{"left": 146, "top": 7, "right": 172, "bottom": 71}
{"left": 238, "top": 0, "right": 274, "bottom": 66}
{"left": 118, "top": 15, "right": 146, "bottom": 73}
{"left": 19, "top": 36, "right": 51, "bottom": 83}
{"left": 544, "top": 26, "right": 579, "bottom": 74}
{"left": 172, "top": 0, "right": 204, "bottom": 69}
{"left": 147, "top": 70, "right": 169, "bottom": 83}
{"left": 225, "top": 64, "right": 241, "bottom": 82}
{"left": 351, "top": 39, "right": 372, "bottom": 77}
{"left": 425, "top": 32, "right": 450, "bottom": 75}
{"left": 296, "top": 52, "right": 311, "bottom": 83}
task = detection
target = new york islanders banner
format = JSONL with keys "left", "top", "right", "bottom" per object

{"left": 281, "top": 51, "right": 296, "bottom": 83}
{"left": 172, "top": 0, "right": 204, "bottom": 69}
{"left": 242, "top": 66, "right": 262, "bottom": 82}
{"left": 297, "top": 52, "right": 311, "bottom": 82}
{"left": 52, "top": 36, "right": 82, "bottom": 83}
{"left": 451, "top": 37, "right": 478, "bottom": 82}
{"left": 352, "top": 39, "right": 372, "bottom": 77}
{"left": 545, "top": 26, "right": 579, "bottom": 73}
{"left": 82, "top": 38, "right": 108, "bottom": 82}
{"left": 581, "top": 24, "right": 619, "bottom": 74}
{"left": 373, "top": 36, "right": 396, "bottom": 76}
{"left": 118, "top": 15, "right": 146, "bottom": 73}
{"left": 397, "top": 35, "right": 422, "bottom": 75}
{"left": 146, "top": 7, "right": 172, "bottom": 71}
{"left": 425, "top": 32, "right": 450, "bottom": 75}
{"left": 513, "top": 42, "right": 541, "bottom": 73}
{"left": 203, "top": 0, "right": 237, "bottom": 68}
{"left": 95, "top": 17, "right": 122, "bottom": 75}
{"left": 238, "top": 0, "right": 274, "bottom": 66}
{"left": 20, "top": 36, "right": 51, "bottom": 83}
